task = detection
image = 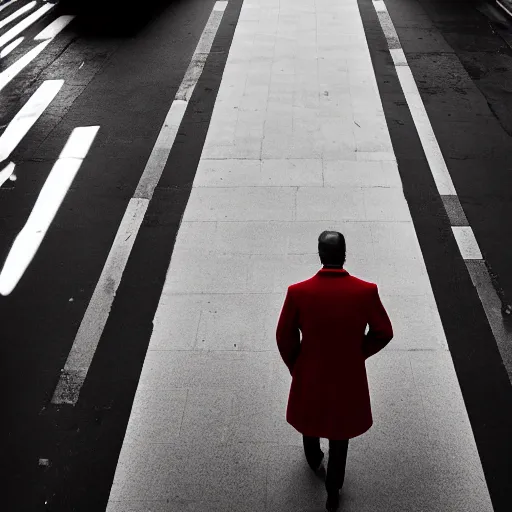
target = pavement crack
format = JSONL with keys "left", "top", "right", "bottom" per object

{"left": 484, "top": 98, "right": 512, "bottom": 138}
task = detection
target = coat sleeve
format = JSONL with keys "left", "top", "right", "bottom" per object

{"left": 363, "top": 285, "right": 393, "bottom": 360}
{"left": 276, "top": 287, "right": 301, "bottom": 375}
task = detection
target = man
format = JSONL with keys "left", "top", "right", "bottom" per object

{"left": 276, "top": 231, "right": 393, "bottom": 512}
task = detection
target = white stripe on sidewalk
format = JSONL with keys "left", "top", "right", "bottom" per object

{"left": 52, "top": 0, "right": 229, "bottom": 406}
{"left": 0, "top": 1, "right": 36, "bottom": 31}
{"left": 0, "top": 15, "right": 74, "bottom": 92}
{"left": 0, "top": 35, "right": 23, "bottom": 58}
{"left": 0, "top": 126, "right": 99, "bottom": 297}
{"left": 0, "top": 79, "right": 63, "bottom": 162}
{"left": 452, "top": 227, "right": 483, "bottom": 260}
{"left": 0, "top": 2, "right": 53, "bottom": 49}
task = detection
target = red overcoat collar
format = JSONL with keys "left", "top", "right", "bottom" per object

{"left": 316, "top": 267, "right": 349, "bottom": 276}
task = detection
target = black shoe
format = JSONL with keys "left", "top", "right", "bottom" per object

{"left": 326, "top": 490, "right": 340, "bottom": 512}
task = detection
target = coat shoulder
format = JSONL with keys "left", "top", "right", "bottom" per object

{"left": 288, "top": 276, "right": 315, "bottom": 294}
{"left": 346, "top": 275, "right": 378, "bottom": 292}
{"left": 288, "top": 274, "right": 378, "bottom": 296}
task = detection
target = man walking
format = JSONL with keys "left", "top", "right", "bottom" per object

{"left": 276, "top": 231, "right": 393, "bottom": 511}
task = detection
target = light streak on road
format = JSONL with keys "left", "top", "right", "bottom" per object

{"left": 0, "top": 161, "right": 15, "bottom": 187}
{"left": 0, "top": 36, "right": 23, "bottom": 58}
{"left": 0, "top": 16, "right": 75, "bottom": 92}
{"left": 0, "top": 39, "right": 51, "bottom": 91}
{"left": 0, "top": 2, "right": 53, "bottom": 49}
{"left": 0, "top": 0, "right": 20, "bottom": 14}
{"left": 34, "top": 14, "right": 74, "bottom": 40}
{"left": 0, "top": 79, "right": 63, "bottom": 162}
{"left": 0, "top": 126, "right": 100, "bottom": 296}
{"left": 0, "top": 1, "right": 36, "bottom": 31}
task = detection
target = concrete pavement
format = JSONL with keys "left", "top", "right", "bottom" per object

{"left": 105, "top": 1, "right": 493, "bottom": 510}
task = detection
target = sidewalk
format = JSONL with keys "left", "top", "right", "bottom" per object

{"left": 106, "top": 0, "right": 493, "bottom": 511}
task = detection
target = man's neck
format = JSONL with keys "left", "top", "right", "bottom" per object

{"left": 323, "top": 264, "right": 343, "bottom": 269}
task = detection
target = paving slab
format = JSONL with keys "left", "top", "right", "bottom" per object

{"left": 106, "top": 0, "right": 493, "bottom": 510}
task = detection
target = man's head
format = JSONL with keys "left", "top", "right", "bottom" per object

{"left": 318, "top": 231, "right": 346, "bottom": 267}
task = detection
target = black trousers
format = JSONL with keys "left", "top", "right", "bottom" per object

{"left": 303, "top": 435, "right": 349, "bottom": 493}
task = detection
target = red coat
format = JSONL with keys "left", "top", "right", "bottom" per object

{"left": 276, "top": 268, "right": 393, "bottom": 440}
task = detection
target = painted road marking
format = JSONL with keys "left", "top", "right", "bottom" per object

{"left": 136, "top": 2, "right": 225, "bottom": 195}
{"left": 441, "top": 195, "right": 470, "bottom": 227}
{"left": 51, "top": 197, "right": 148, "bottom": 404}
{"left": 452, "top": 227, "right": 483, "bottom": 260}
{"left": 0, "top": 2, "right": 53, "bottom": 49}
{"left": 370, "top": 0, "right": 511, "bottom": 317}
{"left": 497, "top": 1, "right": 512, "bottom": 18}
{"left": 34, "top": 15, "right": 74, "bottom": 40}
{"left": 0, "top": 161, "right": 15, "bottom": 187}
{"left": 0, "top": 35, "right": 23, "bottom": 57}
{"left": 0, "top": 79, "right": 63, "bottom": 162}
{"left": 0, "top": 126, "right": 99, "bottom": 296}
{"left": 52, "top": 1, "right": 230, "bottom": 406}
{"left": 372, "top": 0, "right": 456, "bottom": 196}
{"left": 0, "top": 0, "right": 20, "bottom": 14}
{"left": 0, "top": 1, "right": 36, "bottom": 31}
{"left": 0, "top": 39, "right": 51, "bottom": 91}
{"left": 0, "top": 15, "right": 74, "bottom": 91}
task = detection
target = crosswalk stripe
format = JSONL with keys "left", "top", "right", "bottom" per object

{"left": 0, "top": 0, "right": 20, "bottom": 14}
{"left": 0, "top": 79, "right": 63, "bottom": 163}
{"left": 0, "top": 2, "right": 53, "bottom": 49}
{"left": 0, "top": 126, "right": 100, "bottom": 296}
{"left": 0, "top": 15, "right": 74, "bottom": 92}
{"left": 0, "top": 160, "right": 15, "bottom": 187}
{"left": 0, "top": 38, "right": 50, "bottom": 91}
{"left": 34, "top": 14, "right": 74, "bottom": 40}
{"left": 0, "top": 35, "right": 22, "bottom": 57}
{"left": 0, "top": 1, "right": 35, "bottom": 31}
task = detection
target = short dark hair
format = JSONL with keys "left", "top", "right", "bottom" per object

{"left": 318, "top": 231, "right": 346, "bottom": 266}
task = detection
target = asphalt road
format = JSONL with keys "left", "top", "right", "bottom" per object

{"left": 1, "top": 0, "right": 512, "bottom": 510}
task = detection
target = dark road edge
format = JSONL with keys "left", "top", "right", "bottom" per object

{"left": 34, "top": 0, "right": 245, "bottom": 510}
{"left": 357, "top": 0, "right": 512, "bottom": 511}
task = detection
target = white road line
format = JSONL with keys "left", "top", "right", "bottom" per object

{"left": 0, "top": 126, "right": 99, "bottom": 297}
{"left": 34, "top": 14, "right": 74, "bottom": 40}
{"left": 0, "top": 0, "right": 20, "bottom": 14}
{"left": 0, "top": 79, "right": 63, "bottom": 163}
{"left": 371, "top": 0, "right": 512, "bottom": 315}
{"left": 389, "top": 48, "right": 407, "bottom": 66}
{"left": 497, "top": 0, "right": 512, "bottom": 18}
{"left": 52, "top": 0, "right": 229, "bottom": 406}
{"left": 51, "top": 197, "right": 148, "bottom": 405}
{"left": 373, "top": 0, "right": 386, "bottom": 12}
{"left": 0, "top": 39, "right": 50, "bottom": 90}
{"left": 0, "top": 1, "right": 36, "bottom": 31}
{"left": 0, "top": 2, "right": 53, "bottom": 49}
{"left": 371, "top": 0, "right": 456, "bottom": 196}
{"left": 0, "top": 15, "right": 74, "bottom": 92}
{"left": 452, "top": 227, "right": 483, "bottom": 260}
{"left": 133, "top": 100, "right": 187, "bottom": 198}
{"left": 0, "top": 160, "right": 15, "bottom": 186}
{"left": 0, "top": 35, "right": 23, "bottom": 57}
